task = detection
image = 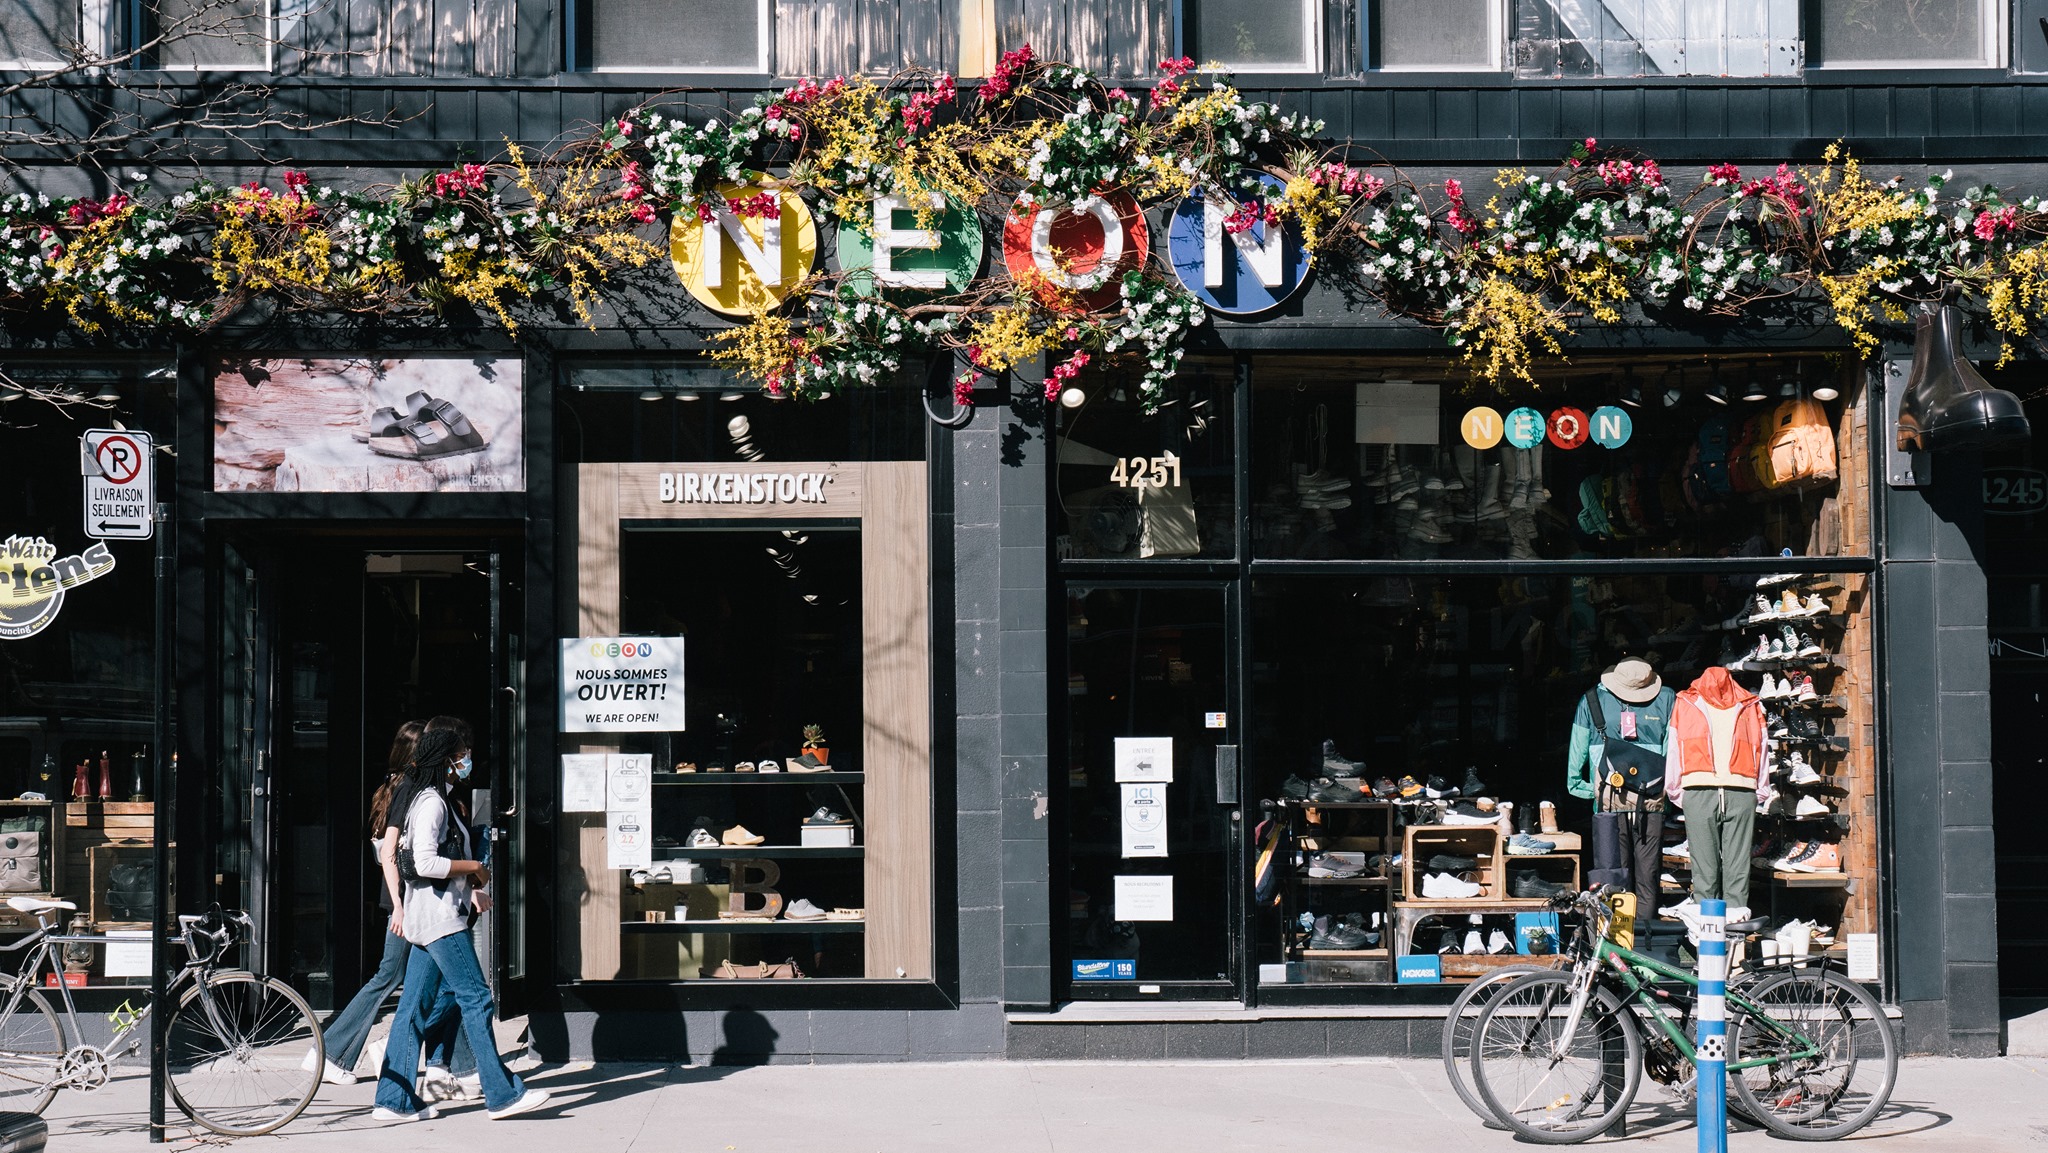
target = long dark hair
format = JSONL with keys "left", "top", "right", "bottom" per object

{"left": 369, "top": 720, "right": 426, "bottom": 837}
{"left": 386, "top": 728, "right": 463, "bottom": 841}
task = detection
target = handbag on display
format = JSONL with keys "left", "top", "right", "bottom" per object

{"left": 1582, "top": 688, "right": 1666, "bottom": 802}
{"left": 0, "top": 832, "right": 41, "bottom": 894}
{"left": 708, "top": 958, "right": 804, "bottom": 979}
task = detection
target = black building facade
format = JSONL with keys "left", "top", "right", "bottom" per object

{"left": 0, "top": 0, "right": 2030, "bottom": 1066}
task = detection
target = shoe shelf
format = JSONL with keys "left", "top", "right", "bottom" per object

{"left": 655, "top": 772, "right": 865, "bottom": 785}
{"left": 1297, "top": 947, "right": 1389, "bottom": 959}
{"left": 1767, "top": 870, "right": 1849, "bottom": 888}
{"left": 620, "top": 918, "right": 866, "bottom": 934}
{"left": 1273, "top": 796, "right": 1398, "bottom": 980}
{"left": 1298, "top": 876, "right": 1391, "bottom": 887}
{"left": 1441, "top": 953, "right": 1567, "bottom": 978}
{"left": 658, "top": 846, "right": 865, "bottom": 859}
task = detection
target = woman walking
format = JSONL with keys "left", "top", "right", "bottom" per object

{"left": 312, "top": 721, "right": 463, "bottom": 1085}
{"left": 373, "top": 727, "right": 549, "bottom": 1122}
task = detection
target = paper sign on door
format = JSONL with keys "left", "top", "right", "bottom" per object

{"left": 1114, "top": 874, "right": 1174, "bottom": 921}
{"left": 560, "top": 753, "right": 607, "bottom": 812}
{"left": 1120, "top": 783, "right": 1168, "bottom": 858}
{"left": 1114, "top": 736, "right": 1172, "bottom": 783}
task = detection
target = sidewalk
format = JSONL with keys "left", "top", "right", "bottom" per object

{"left": 44, "top": 1054, "right": 2048, "bottom": 1151}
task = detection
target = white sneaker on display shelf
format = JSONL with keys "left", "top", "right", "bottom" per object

{"left": 1421, "top": 872, "right": 1482, "bottom": 899}
{"left": 1665, "top": 839, "right": 1690, "bottom": 860}
{"left": 1793, "top": 795, "right": 1831, "bottom": 819}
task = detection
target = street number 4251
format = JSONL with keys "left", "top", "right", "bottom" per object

{"left": 1110, "top": 453, "right": 1183, "bottom": 489}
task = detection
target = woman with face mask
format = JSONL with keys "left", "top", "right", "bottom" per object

{"left": 373, "top": 725, "right": 548, "bottom": 1122}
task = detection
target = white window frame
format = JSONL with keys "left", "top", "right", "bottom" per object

{"left": 1187, "top": 0, "right": 1323, "bottom": 73}
{"left": 1373, "top": 0, "right": 1507, "bottom": 73}
{"left": 1803, "top": 0, "right": 2005, "bottom": 70}
{"left": 590, "top": 0, "right": 771, "bottom": 74}
{"left": 150, "top": 0, "right": 273, "bottom": 73}
{"left": 0, "top": 0, "right": 104, "bottom": 70}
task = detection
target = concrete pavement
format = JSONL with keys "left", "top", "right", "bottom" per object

{"left": 39, "top": 1053, "right": 2048, "bottom": 1151}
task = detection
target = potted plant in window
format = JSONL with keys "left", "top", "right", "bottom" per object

{"left": 801, "top": 724, "right": 829, "bottom": 768}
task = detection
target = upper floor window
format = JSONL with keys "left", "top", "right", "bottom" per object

{"left": 1512, "top": 0, "right": 1802, "bottom": 77}
{"left": 580, "top": 0, "right": 768, "bottom": 72}
{"left": 1375, "top": 0, "right": 1504, "bottom": 70}
{"left": 1805, "top": 0, "right": 2001, "bottom": 68}
{"left": 1186, "top": 0, "right": 1320, "bottom": 70}
{"left": 152, "top": 0, "right": 268, "bottom": 69}
{"left": 0, "top": 3, "right": 77, "bottom": 67}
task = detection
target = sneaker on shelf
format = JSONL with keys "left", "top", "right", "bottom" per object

{"left": 1320, "top": 739, "right": 1366, "bottom": 779}
{"left": 1506, "top": 832, "right": 1557, "bottom": 855}
{"left": 803, "top": 807, "right": 854, "bottom": 827}
{"left": 1279, "top": 775, "right": 1313, "bottom": 801}
{"left": 1766, "top": 637, "right": 1788, "bottom": 660}
{"left": 1795, "top": 674, "right": 1819, "bottom": 703}
{"left": 1750, "top": 635, "right": 1774, "bottom": 662}
{"left": 1427, "top": 853, "right": 1478, "bottom": 872}
{"left": 1785, "top": 754, "right": 1821, "bottom": 786}
{"left": 1756, "top": 571, "right": 1802, "bottom": 588}
{"left": 1309, "top": 777, "right": 1364, "bottom": 803}
{"left": 1772, "top": 841, "right": 1821, "bottom": 872}
{"left": 1424, "top": 775, "right": 1460, "bottom": 799}
{"left": 1422, "top": 872, "right": 1483, "bottom": 899}
{"left": 1508, "top": 871, "right": 1571, "bottom": 900}
{"left": 1802, "top": 592, "right": 1829, "bottom": 617}
{"left": 1800, "top": 841, "right": 1842, "bottom": 872}
{"left": 1367, "top": 852, "right": 1400, "bottom": 876}
{"left": 1437, "top": 928, "right": 1462, "bottom": 955}
{"left": 1396, "top": 775, "right": 1424, "bottom": 799}
{"left": 1539, "top": 800, "right": 1559, "bottom": 834}
{"left": 785, "top": 898, "right": 828, "bottom": 921}
{"left": 1462, "top": 765, "right": 1488, "bottom": 797}
{"left": 1757, "top": 673, "right": 1780, "bottom": 700}
{"left": 1370, "top": 776, "right": 1399, "bottom": 799}
{"left": 1795, "top": 631, "right": 1824, "bottom": 659}
{"left": 1665, "top": 839, "right": 1691, "bottom": 860}
{"left": 1778, "top": 588, "right": 1804, "bottom": 617}
{"left": 1308, "top": 915, "right": 1373, "bottom": 950}
{"left": 1487, "top": 929, "right": 1516, "bottom": 955}
{"left": 1442, "top": 801, "right": 1495, "bottom": 826}
{"left": 1750, "top": 594, "right": 1778, "bottom": 622}
{"left": 1658, "top": 871, "right": 1683, "bottom": 888}
{"left": 1462, "top": 928, "right": 1486, "bottom": 955}
{"left": 1793, "top": 795, "right": 1832, "bottom": 819}
{"left": 1306, "top": 853, "right": 1366, "bottom": 878}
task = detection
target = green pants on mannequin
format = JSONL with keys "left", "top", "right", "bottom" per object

{"left": 1682, "top": 786, "right": 1754, "bottom": 913}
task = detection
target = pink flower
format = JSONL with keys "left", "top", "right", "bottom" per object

{"left": 617, "top": 118, "right": 633, "bottom": 136}
{"left": 1046, "top": 351, "right": 1092, "bottom": 401}
{"left": 1158, "top": 57, "right": 1196, "bottom": 78}
{"left": 953, "top": 370, "right": 980, "bottom": 407}
{"left": 1108, "top": 87, "right": 1128, "bottom": 100}
{"left": 1975, "top": 209, "right": 1998, "bottom": 241}
{"left": 1708, "top": 162, "right": 1742, "bottom": 185}
{"left": 1444, "top": 179, "right": 1465, "bottom": 203}
{"left": 1584, "top": 137, "right": 1597, "bottom": 149}
{"left": 630, "top": 203, "right": 656, "bottom": 224}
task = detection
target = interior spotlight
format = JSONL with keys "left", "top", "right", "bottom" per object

{"left": 93, "top": 382, "right": 121, "bottom": 403}
{"left": 0, "top": 380, "right": 21, "bottom": 403}
{"left": 1660, "top": 365, "right": 1683, "bottom": 408}
{"left": 1706, "top": 367, "right": 1729, "bottom": 405}
{"left": 638, "top": 388, "right": 661, "bottom": 401}
{"left": 1809, "top": 362, "right": 1840, "bottom": 403}
{"left": 1059, "top": 386, "right": 1086, "bottom": 409}
{"left": 1740, "top": 364, "right": 1769, "bottom": 403}
{"left": 1618, "top": 369, "right": 1643, "bottom": 408}
{"left": 677, "top": 390, "right": 701, "bottom": 401}
{"left": 718, "top": 391, "right": 744, "bottom": 402}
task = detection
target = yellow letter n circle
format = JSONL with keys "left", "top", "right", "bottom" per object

{"left": 671, "top": 178, "right": 820, "bottom": 317}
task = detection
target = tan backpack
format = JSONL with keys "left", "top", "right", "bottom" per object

{"left": 1757, "top": 398, "right": 1838, "bottom": 490}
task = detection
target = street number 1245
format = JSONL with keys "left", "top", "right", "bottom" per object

{"left": 1110, "top": 453, "right": 1182, "bottom": 489}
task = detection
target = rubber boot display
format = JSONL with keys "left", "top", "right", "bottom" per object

{"left": 1896, "top": 303, "right": 2030, "bottom": 452}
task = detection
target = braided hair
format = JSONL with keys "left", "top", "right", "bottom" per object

{"left": 385, "top": 727, "right": 464, "bottom": 838}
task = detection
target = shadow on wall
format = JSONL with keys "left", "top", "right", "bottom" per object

{"left": 527, "top": 1006, "right": 781, "bottom": 1066}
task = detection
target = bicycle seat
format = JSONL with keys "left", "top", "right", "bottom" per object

{"left": 1725, "top": 917, "right": 1769, "bottom": 934}
{"left": 5, "top": 897, "right": 74, "bottom": 914}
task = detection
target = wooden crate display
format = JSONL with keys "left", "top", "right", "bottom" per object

{"left": 1401, "top": 825, "right": 1503, "bottom": 901}
{"left": 89, "top": 841, "right": 168, "bottom": 928}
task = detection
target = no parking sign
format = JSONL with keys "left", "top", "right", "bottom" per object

{"left": 81, "top": 429, "right": 152, "bottom": 540}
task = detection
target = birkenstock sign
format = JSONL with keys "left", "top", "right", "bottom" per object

{"left": 658, "top": 471, "right": 833, "bottom": 505}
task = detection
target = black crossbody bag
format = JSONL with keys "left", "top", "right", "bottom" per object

{"left": 1582, "top": 688, "right": 1667, "bottom": 805}
{"left": 396, "top": 792, "right": 466, "bottom": 888}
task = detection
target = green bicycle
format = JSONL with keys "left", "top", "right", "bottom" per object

{"left": 1468, "top": 888, "right": 1896, "bottom": 1144}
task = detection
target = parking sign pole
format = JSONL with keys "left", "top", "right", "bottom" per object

{"left": 1696, "top": 898, "right": 1728, "bottom": 1153}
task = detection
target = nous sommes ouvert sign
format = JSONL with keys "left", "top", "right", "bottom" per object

{"left": 561, "top": 637, "right": 686, "bottom": 733}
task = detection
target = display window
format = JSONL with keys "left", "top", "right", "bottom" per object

{"left": 558, "top": 371, "right": 932, "bottom": 986}
{"left": 1053, "top": 353, "right": 1881, "bottom": 999}
{"left": 1052, "top": 360, "right": 1236, "bottom": 562}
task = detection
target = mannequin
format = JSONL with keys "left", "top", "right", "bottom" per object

{"left": 1664, "top": 667, "right": 1769, "bottom": 920}
{"left": 1565, "top": 657, "right": 1675, "bottom": 922}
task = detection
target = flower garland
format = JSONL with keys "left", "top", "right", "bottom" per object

{"left": 7, "top": 57, "right": 2048, "bottom": 404}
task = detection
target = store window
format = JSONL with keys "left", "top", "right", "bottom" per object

{"left": 1511, "top": 0, "right": 1799, "bottom": 77}
{"left": 1376, "top": 0, "right": 1503, "bottom": 70}
{"left": 1054, "top": 361, "right": 1235, "bottom": 562}
{"left": 583, "top": 0, "right": 769, "bottom": 72}
{"left": 1250, "top": 356, "right": 1865, "bottom": 563}
{"left": 557, "top": 369, "right": 932, "bottom": 985}
{"left": 1187, "top": 0, "right": 1320, "bottom": 70}
{"left": 0, "top": 3, "right": 77, "bottom": 67}
{"left": 152, "top": 0, "right": 269, "bottom": 69}
{"left": 1804, "top": 0, "right": 1999, "bottom": 68}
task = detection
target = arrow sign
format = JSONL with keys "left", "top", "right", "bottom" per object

{"left": 82, "top": 429, "right": 153, "bottom": 541}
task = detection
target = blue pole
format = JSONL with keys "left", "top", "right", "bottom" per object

{"left": 1696, "top": 897, "right": 1728, "bottom": 1153}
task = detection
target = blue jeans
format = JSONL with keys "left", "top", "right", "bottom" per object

{"left": 375, "top": 930, "right": 522, "bottom": 1113}
{"left": 324, "top": 928, "right": 473, "bottom": 1075}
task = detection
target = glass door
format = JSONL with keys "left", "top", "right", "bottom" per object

{"left": 217, "top": 541, "right": 279, "bottom": 975}
{"left": 1059, "top": 583, "right": 1241, "bottom": 999}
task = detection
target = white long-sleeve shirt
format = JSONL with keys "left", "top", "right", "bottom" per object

{"left": 399, "top": 787, "right": 472, "bottom": 946}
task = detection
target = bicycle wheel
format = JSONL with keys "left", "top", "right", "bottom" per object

{"left": 0, "top": 977, "right": 67, "bottom": 1115}
{"left": 1470, "top": 971, "right": 1644, "bottom": 1144}
{"left": 165, "top": 971, "right": 322, "bottom": 1137}
{"left": 1729, "top": 968, "right": 1897, "bottom": 1140}
{"left": 1442, "top": 964, "right": 1549, "bottom": 1123}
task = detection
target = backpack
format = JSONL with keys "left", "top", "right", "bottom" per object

{"left": 1727, "top": 415, "right": 1769, "bottom": 495}
{"left": 1758, "top": 397, "right": 1839, "bottom": 490}
{"left": 1687, "top": 416, "right": 1735, "bottom": 507}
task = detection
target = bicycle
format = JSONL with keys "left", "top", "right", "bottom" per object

{"left": 0, "top": 896, "right": 323, "bottom": 1137}
{"left": 1467, "top": 887, "right": 1896, "bottom": 1144}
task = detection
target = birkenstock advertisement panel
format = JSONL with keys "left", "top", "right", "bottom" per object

{"left": 212, "top": 356, "right": 523, "bottom": 492}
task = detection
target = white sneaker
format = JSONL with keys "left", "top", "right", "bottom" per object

{"left": 487, "top": 1088, "right": 553, "bottom": 1120}
{"left": 1793, "top": 795, "right": 1831, "bottom": 818}
{"left": 1659, "top": 897, "right": 1699, "bottom": 919}
{"left": 1802, "top": 593, "right": 1829, "bottom": 617}
{"left": 302, "top": 1047, "right": 358, "bottom": 1086}
{"left": 1665, "top": 839, "right": 1690, "bottom": 860}
{"left": 784, "top": 898, "right": 827, "bottom": 921}
{"left": 1786, "top": 756, "right": 1821, "bottom": 786}
{"left": 1487, "top": 929, "right": 1515, "bottom": 954}
{"left": 371, "top": 1105, "right": 440, "bottom": 1123}
{"left": 420, "top": 1065, "right": 465, "bottom": 1102}
{"left": 1757, "top": 673, "right": 1781, "bottom": 700}
{"left": 1462, "top": 929, "right": 1485, "bottom": 954}
{"left": 1421, "top": 872, "right": 1482, "bottom": 899}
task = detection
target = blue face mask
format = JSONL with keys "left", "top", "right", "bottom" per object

{"left": 454, "top": 754, "right": 473, "bottom": 781}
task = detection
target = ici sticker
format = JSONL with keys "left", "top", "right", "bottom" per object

{"left": 1001, "top": 189, "right": 1149, "bottom": 313}
{"left": 837, "top": 192, "right": 984, "bottom": 296}
{"left": 670, "top": 177, "right": 819, "bottom": 317}
{"left": 1166, "top": 171, "right": 1310, "bottom": 316}
{"left": 1463, "top": 405, "right": 1632, "bottom": 451}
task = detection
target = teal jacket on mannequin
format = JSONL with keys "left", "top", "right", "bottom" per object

{"left": 1565, "top": 684, "right": 1677, "bottom": 811}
